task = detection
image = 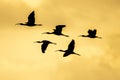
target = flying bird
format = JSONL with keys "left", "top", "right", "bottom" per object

{"left": 43, "top": 25, "right": 69, "bottom": 37}
{"left": 34, "top": 40, "right": 56, "bottom": 53}
{"left": 56, "top": 39, "right": 80, "bottom": 57}
{"left": 16, "top": 11, "right": 42, "bottom": 26}
{"left": 79, "top": 29, "right": 102, "bottom": 39}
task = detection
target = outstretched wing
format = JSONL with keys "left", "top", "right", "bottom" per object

{"left": 41, "top": 43, "right": 49, "bottom": 53}
{"left": 93, "top": 29, "right": 97, "bottom": 36}
{"left": 88, "top": 29, "right": 92, "bottom": 35}
{"left": 54, "top": 25, "right": 65, "bottom": 34}
{"left": 27, "top": 11, "right": 35, "bottom": 25}
{"left": 67, "top": 39, "right": 75, "bottom": 52}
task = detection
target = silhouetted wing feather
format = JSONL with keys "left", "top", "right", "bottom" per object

{"left": 93, "top": 29, "right": 97, "bottom": 36}
{"left": 54, "top": 25, "right": 65, "bottom": 34}
{"left": 41, "top": 43, "right": 49, "bottom": 53}
{"left": 88, "top": 29, "right": 92, "bottom": 36}
{"left": 54, "top": 26, "right": 62, "bottom": 34}
{"left": 67, "top": 40, "right": 75, "bottom": 52}
{"left": 88, "top": 29, "right": 92, "bottom": 34}
{"left": 27, "top": 11, "right": 35, "bottom": 24}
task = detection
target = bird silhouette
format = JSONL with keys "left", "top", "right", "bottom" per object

{"left": 34, "top": 40, "right": 56, "bottom": 53}
{"left": 79, "top": 29, "right": 102, "bottom": 39}
{"left": 43, "top": 25, "right": 69, "bottom": 37}
{"left": 56, "top": 39, "right": 80, "bottom": 57}
{"left": 16, "top": 11, "right": 42, "bottom": 26}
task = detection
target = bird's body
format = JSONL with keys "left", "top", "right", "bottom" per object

{"left": 35, "top": 40, "right": 56, "bottom": 53}
{"left": 53, "top": 25, "right": 64, "bottom": 35}
{"left": 16, "top": 11, "right": 42, "bottom": 26}
{"left": 43, "top": 25, "right": 69, "bottom": 37}
{"left": 57, "top": 39, "right": 80, "bottom": 57}
{"left": 79, "top": 29, "right": 102, "bottom": 39}
{"left": 41, "top": 41, "right": 51, "bottom": 53}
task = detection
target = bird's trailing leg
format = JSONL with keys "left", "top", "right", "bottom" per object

{"left": 62, "top": 34, "right": 69, "bottom": 37}
{"left": 96, "top": 36, "right": 102, "bottom": 39}
{"left": 73, "top": 52, "right": 81, "bottom": 56}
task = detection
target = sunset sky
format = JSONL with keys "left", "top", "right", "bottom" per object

{"left": 0, "top": 0, "right": 120, "bottom": 80}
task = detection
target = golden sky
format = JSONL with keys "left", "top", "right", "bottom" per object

{"left": 0, "top": 0, "right": 120, "bottom": 80}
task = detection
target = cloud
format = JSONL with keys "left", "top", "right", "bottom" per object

{"left": 0, "top": 0, "right": 120, "bottom": 80}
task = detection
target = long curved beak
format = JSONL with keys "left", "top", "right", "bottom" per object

{"left": 78, "top": 35, "right": 82, "bottom": 37}
{"left": 96, "top": 36, "right": 102, "bottom": 39}
{"left": 55, "top": 50, "right": 65, "bottom": 52}
{"left": 35, "top": 24, "right": 42, "bottom": 26}
{"left": 78, "top": 35, "right": 88, "bottom": 37}
{"left": 55, "top": 50, "right": 59, "bottom": 52}
{"left": 42, "top": 32, "right": 46, "bottom": 34}
{"left": 42, "top": 32, "right": 50, "bottom": 34}
{"left": 34, "top": 41, "right": 42, "bottom": 43}
{"left": 16, "top": 23, "right": 25, "bottom": 25}
{"left": 51, "top": 42, "right": 56, "bottom": 45}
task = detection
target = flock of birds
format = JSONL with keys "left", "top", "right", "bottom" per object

{"left": 16, "top": 11, "right": 102, "bottom": 57}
